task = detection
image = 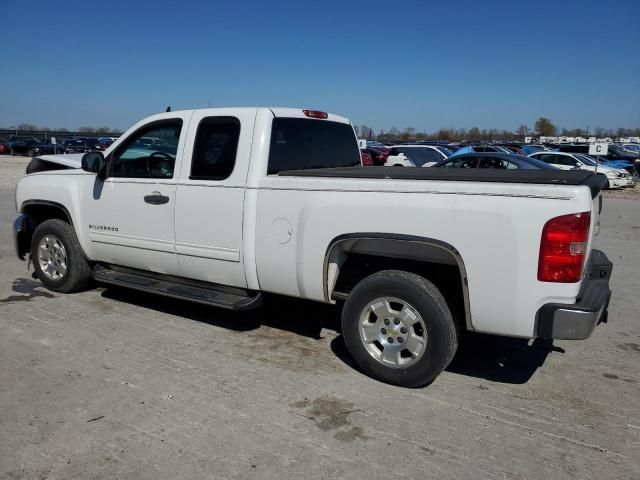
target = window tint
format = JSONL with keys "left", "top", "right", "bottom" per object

{"left": 268, "top": 118, "right": 360, "bottom": 174}
{"left": 441, "top": 157, "right": 478, "bottom": 168}
{"left": 478, "top": 157, "right": 509, "bottom": 169}
{"left": 557, "top": 156, "right": 578, "bottom": 166}
{"left": 397, "top": 147, "right": 443, "bottom": 166}
{"left": 190, "top": 117, "right": 240, "bottom": 180}
{"left": 111, "top": 121, "right": 182, "bottom": 178}
{"left": 536, "top": 154, "right": 557, "bottom": 164}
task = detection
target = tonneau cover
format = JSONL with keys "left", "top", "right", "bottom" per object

{"left": 278, "top": 167, "right": 607, "bottom": 198}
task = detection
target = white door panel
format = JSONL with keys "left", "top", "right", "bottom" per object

{"left": 174, "top": 108, "right": 257, "bottom": 287}
{"left": 85, "top": 178, "right": 180, "bottom": 274}
{"left": 174, "top": 186, "right": 245, "bottom": 285}
{"left": 82, "top": 114, "right": 191, "bottom": 275}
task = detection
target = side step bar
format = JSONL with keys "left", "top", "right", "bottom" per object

{"left": 92, "top": 265, "right": 262, "bottom": 311}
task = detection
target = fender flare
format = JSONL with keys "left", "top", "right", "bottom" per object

{"left": 323, "top": 233, "right": 473, "bottom": 331}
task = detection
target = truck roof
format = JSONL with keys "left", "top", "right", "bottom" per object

{"left": 139, "top": 107, "right": 351, "bottom": 125}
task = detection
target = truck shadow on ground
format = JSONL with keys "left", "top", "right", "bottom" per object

{"left": 330, "top": 333, "right": 564, "bottom": 385}
{"left": 100, "top": 287, "right": 341, "bottom": 339}
{"left": 0, "top": 278, "right": 55, "bottom": 303}
{"left": 100, "top": 286, "right": 561, "bottom": 385}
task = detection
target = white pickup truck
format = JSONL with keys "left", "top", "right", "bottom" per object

{"left": 13, "top": 107, "right": 612, "bottom": 387}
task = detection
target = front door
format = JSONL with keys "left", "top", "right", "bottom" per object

{"left": 82, "top": 116, "right": 189, "bottom": 275}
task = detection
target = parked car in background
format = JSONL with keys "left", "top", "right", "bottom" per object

{"left": 361, "top": 147, "right": 389, "bottom": 166}
{"left": 95, "top": 137, "right": 118, "bottom": 151}
{"left": 451, "top": 145, "right": 513, "bottom": 156}
{"left": 384, "top": 145, "right": 450, "bottom": 167}
{"left": 10, "top": 138, "right": 44, "bottom": 156}
{"left": 621, "top": 144, "right": 640, "bottom": 154}
{"left": 360, "top": 149, "right": 373, "bottom": 166}
{"left": 435, "top": 153, "right": 557, "bottom": 170}
{"left": 529, "top": 152, "right": 633, "bottom": 189}
{"left": 0, "top": 138, "right": 9, "bottom": 154}
{"left": 60, "top": 138, "right": 90, "bottom": 154}
{"left": 83, "top": 137, "right": 101, "bottom": 150}
{"left": 8, "top": 138, "right": 60, "bottom": 157}
{"left": 495, "top": 144, "right": 523, "bottom": 153}
{"left": 555, "top": 144, "right": 639, "bottom": 175}
{"left": 519, "top": 145, "right": 549, "bottom": 155}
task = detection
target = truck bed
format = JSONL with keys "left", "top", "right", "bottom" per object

{"left": 278, "top": 166, "right": 607, "bottom": 197}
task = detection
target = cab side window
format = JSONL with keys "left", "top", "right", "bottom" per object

{"left": 111, "top": 121, "right": 182, "bottom": 178}
{"left": 190, "top": 117, "right": 240, "bottom": 180}
{"left": 537, "top": 154, "right": 557, "bottom": 164}
{"left": 443, "top": 157, "right": 478, "bottom": 168}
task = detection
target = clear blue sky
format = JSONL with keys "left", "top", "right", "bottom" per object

{"left": 1, "top": 0, "right": 638, "bottom": 133}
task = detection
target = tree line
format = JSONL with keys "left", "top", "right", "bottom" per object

{"left": 5, "top": 117, "right": 640, "bottom": 142}
{"left": 356, "top": 117, "right": 640, "bottom": 142}
{"left": 4, "top": 123, "right": 119, "bottom": 135}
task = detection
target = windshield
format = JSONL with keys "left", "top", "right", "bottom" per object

{"left": 608, "top": 145, "right": 626, "bottom": 155}
{"left": 575, "top": 154, "right": 597, "bottom": 166}
{"left": 395, "top": 147, "right": 441, "bottom": 166}
{"left": 435, "top": 146, "right": 454, "bottom": 157}
{"left": 521, "top": 157, "right": 557, "bottom": 169}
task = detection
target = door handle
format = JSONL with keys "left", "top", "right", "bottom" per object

{"left": 144, "top": 191, "right": 169, "bottom": 205}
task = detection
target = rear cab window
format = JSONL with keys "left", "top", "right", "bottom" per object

{"left": 268, "top": 118, "right": 360, "bottom": 174}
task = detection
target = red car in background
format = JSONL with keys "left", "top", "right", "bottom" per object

{"left": 362, "top": 147, "right": 389, "bottom": 166}
{"left": 0, "top": 138, "right": 9, "bottom": 154}
{"left": 360, "top": 149, "right": 374, "bottom": 166}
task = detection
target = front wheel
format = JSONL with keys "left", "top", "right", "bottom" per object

{"left": 31, "top": 219, "right": 92, "bottom": 293}
{"left": 341, "top": 270, "right": 458, "bottom": 387}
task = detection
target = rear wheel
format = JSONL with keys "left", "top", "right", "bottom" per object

{"left": 31, "top": 219, "right": 92, "bottom": 293}
{"left": 341, "top": 270, "right": 458, "bottom": 387}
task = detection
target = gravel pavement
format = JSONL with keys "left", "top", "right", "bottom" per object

{"left": 1, "top": 155, "right": 639, "bottom": 479}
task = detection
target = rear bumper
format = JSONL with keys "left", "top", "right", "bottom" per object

{"left": 535, "top": 249, "right": 612, "bottom": 340}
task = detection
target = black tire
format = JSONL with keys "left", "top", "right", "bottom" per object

{"left": 341, "top": 270, "right": 458, "bottom": 388}
{"left": 28, "top": 149, "right": 35, "bottom": 157}
{"left": 604, "top": 179, "right": 610, "bottom": 190}
{"left": 31, "top": 219, "right": 92, "bottom": 293}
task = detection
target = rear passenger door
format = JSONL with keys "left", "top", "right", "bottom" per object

{"left": 174, "top": 109, "right": 256, "bottom": 287}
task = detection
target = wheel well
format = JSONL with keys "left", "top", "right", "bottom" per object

{"left": 19, "top": 202, "right": 72, "bottom": 254}
{"left": 22, "top": 203, "right": 72, "bottom": 225}
{"left": 325, "top": 236, "right": 471, "bottom": 331}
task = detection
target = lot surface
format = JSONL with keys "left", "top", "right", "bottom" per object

{"left": 1, "top": 154, "right": 639, "bottom": 480}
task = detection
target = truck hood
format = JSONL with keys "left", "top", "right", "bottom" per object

{"left": 36, "top": 153, "right": 83, "bottom": 169}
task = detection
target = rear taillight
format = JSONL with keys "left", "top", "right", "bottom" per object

{"left": 303, "top": 109, "right": 328, "bottom": 119}
{"left": 538, "top": 212, "right": 591, "bottom": 283}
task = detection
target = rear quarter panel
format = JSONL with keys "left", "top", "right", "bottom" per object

{"left": 254, "top": 176, "right": 595, "bottom": 338}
